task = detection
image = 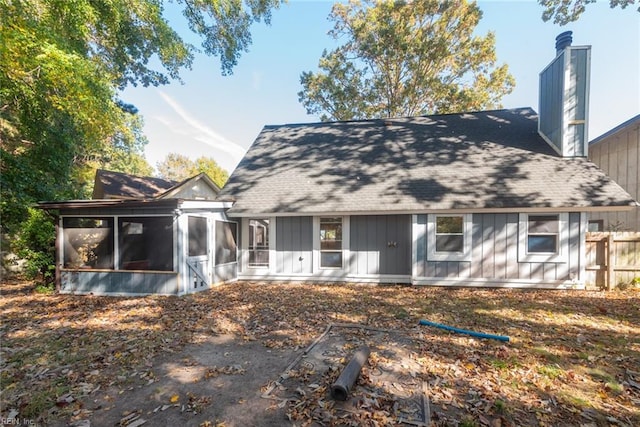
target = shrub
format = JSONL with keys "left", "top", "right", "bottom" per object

{"left": 13, "top": 208, "right": 56, "bottom": 286}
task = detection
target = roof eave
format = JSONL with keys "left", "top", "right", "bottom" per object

{"left": 225, "top": 203, "right": 638, "bottom": 218}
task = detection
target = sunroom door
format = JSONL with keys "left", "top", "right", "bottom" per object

{"left": 187, "top": 215, "right": 211, "bottom": 289}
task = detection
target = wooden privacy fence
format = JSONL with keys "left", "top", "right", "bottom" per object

{"left": 585, "top": 232, "right": 640, "bottom": 290}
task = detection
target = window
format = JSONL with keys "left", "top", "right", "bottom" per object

{"left": 518, "top": 213, "right": 568, "bottom": 262}
{"left": 588, "top": 220, "right": 603, "bottom": 232}
{"left": 320, "top": 217, "right": 343, "bottom": 268}
{"left": 63, "top": 216, "right": 174, "bottom": 271}
{"left": 188, "top": 216, "right": 208, "bottom": 257}
{"left": 120, "top": 217, "right": 174, "bottom": 271}
{"left": 435, "top": 216, "right": 464, "bottom": 252}
{"left": 527, "top": 215, "right": 559, "bottom": 253}
{"left": 63, "top": 217, "right": 114, "bottom": 269}
{"left": 427, "top": 214, "right": 472, "bottom": 261}
{"left": 248, "top": 219, "right": 269, "bottom": 267}
{"left": 215, "top": 221, "right": 237, "bottom": 265}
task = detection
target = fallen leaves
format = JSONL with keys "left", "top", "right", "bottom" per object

{"left": 1, "top": 278, "right": 639, "bottom": 426}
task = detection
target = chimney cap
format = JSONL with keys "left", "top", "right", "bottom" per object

{"left": 555, "top": 31, "right": 573, "bottom": 54}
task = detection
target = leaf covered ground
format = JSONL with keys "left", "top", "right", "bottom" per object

{"left": 1, "top": 279, "right": 639, "bottom": 426}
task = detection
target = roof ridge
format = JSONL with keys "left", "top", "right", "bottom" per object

{"left": 263, "top": 107, "right": 535, "bottom": 129}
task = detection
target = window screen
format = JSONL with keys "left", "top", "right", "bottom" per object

{"left": 215, "top": 221, "right": 237, "bottom": 265}
{"left": 188, "top": 216, "right": 208, "bottom": 257}
{"left": 63, "top": 217, "right": 114, "bottom": 269}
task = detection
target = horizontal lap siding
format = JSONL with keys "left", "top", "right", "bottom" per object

{"left": 350, "top": 215, "right": 411, "bottom": 275}
{"left": 276, "top": 216, "right": 313, "bottom": 274}
{"left": 416, "top": 213, "right": 581, "bottom": 281}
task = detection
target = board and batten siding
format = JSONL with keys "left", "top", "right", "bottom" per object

{"left": 349, "top": 215, "right": 412, "bottom": 276}
{"left": 588, "top": 117, "right": 640, "bottom": 231}
{"left": 260, "top": 215, "right": 412, "bottom": 280}
{"left": 414, "top": 213, "right": 584, "bottom": 287}
{"left": 275, "top": 216, "right": 313, "bottom": 274}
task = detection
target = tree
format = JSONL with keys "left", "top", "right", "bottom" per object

{"left": 157, "top": 153, "right": 229, "bottom": 188}
{"left": 1, "top": 0, "right": 280, "bottom": 284}
{"left": 538, "top": 0, "right": 639, "bottom": 25}
{"left": 1, "top": 0, "right": 281, "bottom": 236}
{"left": 298, "top": 0, "right": 515, "bottom": 122}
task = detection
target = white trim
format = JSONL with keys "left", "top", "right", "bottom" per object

{"left": 562, "top": 47, "right": 571, "bottom": 157}
{"left": 412, "top": 277, "right": 584, "bottom": 290}
{"left": 179, "top": 201, "right": 233, "bottom": 210}
{"left": 411, "top": 215, "right": 420, "bottom": 278}
{"left": 240, "top": 218, "right": 249, "bottom": 272}
{"left": 517, "top": 213, "right": 569, "bottom": 263}
{"left": 578, "top": 212, "right": 587, "bottom": 282}
{"left": 238, "top": 272, "right": 411, "bottom": 284}
{"left": 427, "top": 213, "right": 472, "bottom": 262}
{"left": 343, "top": 216, "right": 350, "bottom": 273}
{"left": 269, "top": 217, "right": 277, "bottom": 272}
{"left": 582, "top": 47, "right": 591, "bottom": 157}
{"left": 312, "top": 217, "right": 320, "bottom": 273}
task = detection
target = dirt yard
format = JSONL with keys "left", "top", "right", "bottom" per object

{"left": 1, "top": 279, "right": 639, "bottom": 426}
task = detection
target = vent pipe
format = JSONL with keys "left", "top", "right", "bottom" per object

{"left": 555, "top": 31, "right": 573, "bottom": 55}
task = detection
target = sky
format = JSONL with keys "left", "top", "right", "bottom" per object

{"left": 121, "top": 0, "right": 640, "bottom": 175}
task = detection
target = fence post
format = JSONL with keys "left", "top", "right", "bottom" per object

{"left": 607, "top": 233, "right": 614, "bottom": 291}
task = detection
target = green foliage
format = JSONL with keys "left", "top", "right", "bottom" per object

{"left": 12, "top": 208, "right": 56, "bottom": 285}
{"left": 156, "top": 153, "right": 229, "bottom": 188}
{"left": 1, "top": 0, "right": 280, "bottom": 270}
{"left": 617, "top": 276, "right": 640, "bottom": 290}
{"left": 538, "top": 0, "right": 639, "bottom": 25}
{"left": 298, "top": 0, "right": 515, "bottom": 121}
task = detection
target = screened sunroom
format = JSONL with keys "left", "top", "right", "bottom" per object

{"left": 38, "top": 199, "right": 237, "bottom": 296}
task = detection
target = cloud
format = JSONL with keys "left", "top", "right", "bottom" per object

{"left": 156, "top": 90, "right": 247, "bottom": 162}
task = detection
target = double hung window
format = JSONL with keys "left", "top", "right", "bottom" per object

{"left": 427, "top": 214, "right": 472, "bottom": 261}
{"left": 518, "top": 213, "right": 568, "bottom": 262}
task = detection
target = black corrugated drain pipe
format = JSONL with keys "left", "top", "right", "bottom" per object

{"left": 330, "top": 346, "right": 371, "bottom": 401}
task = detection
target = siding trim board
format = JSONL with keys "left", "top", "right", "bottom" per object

{"left": 238, "top": 273, "right": 411, "bottom": 284}
{"left": 412, "top": 277, "right": 583, "bottom": 289}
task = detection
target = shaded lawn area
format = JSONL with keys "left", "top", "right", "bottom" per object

{"left": 1, "top": 279, "right": 639, "bottom": 426}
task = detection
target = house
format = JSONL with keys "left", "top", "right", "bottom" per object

{"left": 216, "top": 32, "right": 636, "bottom": 289}
{"left": 587, "top": 115, "right": 640, "bottom": 231}
{"left": 39, "top": 32, "right": 637, "bottom": 294}
{"left": 39, "top": 170, "right": 237, "bottom": 296}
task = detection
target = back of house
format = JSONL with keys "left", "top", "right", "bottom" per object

{"left": 217, "top": 32, "right": 636, "bottom": 289}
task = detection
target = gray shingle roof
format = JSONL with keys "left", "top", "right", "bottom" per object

{"left": 93, "top": 169, "right": 177, "bottom": 199}
{"left": 219, "top": 108, "right": 636, "bottom": 215}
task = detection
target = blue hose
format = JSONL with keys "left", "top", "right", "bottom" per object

{"left": 419, "top": 319, "right": 510, "bottom": 342}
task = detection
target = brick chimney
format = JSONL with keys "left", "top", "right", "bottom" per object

{"left": 538, "top": 31, "right": 591, "bottom": 157}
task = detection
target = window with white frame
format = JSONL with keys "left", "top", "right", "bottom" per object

{"left": 427, "top": 214, "right": 472, "bottom": 261}
{"left": 518, "top": 213, "right": 568, "bottom": 262}
{"left": 248, "top": 219, "right": 269, "bottom": 267}
{"left": 320, "top": 217, "right": 343, "bottom": 268}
